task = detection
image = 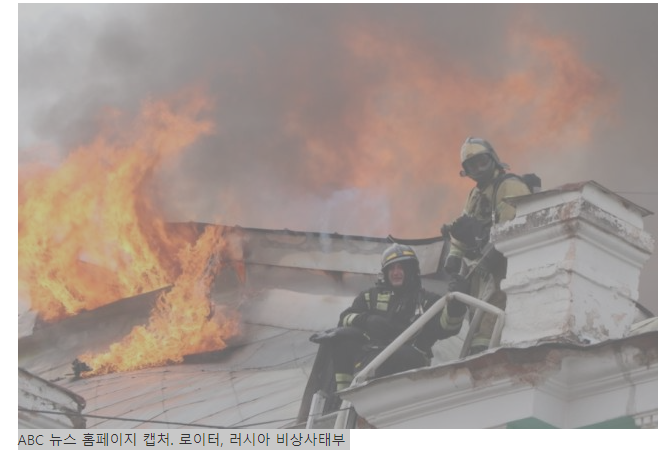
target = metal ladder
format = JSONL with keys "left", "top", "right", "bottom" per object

{"left": 305, "top": 391, "right": 356, "bottom": 429}
{"left": 304, "top": 291, "right": 506, "bottom": 429}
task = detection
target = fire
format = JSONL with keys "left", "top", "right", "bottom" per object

{"left": 19, "top": 89, "right": 213, "bottom": 320}
{"left": 283, "top": 22, "right": 612, "bottom": 237}
{"left": 19, "top": 88, "right": 242, "bottom": 374}
{"left": 80, "top": 225, "right": 242, "bottom": 376}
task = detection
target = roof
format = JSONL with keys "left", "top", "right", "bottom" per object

{"left": 18, "top": 226, "right": 452, "bottom": 429}
{"left": 19, "top": 368, "right": 86, "bottom": 429}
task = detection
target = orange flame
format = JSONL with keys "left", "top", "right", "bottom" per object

{"left": 19, "top": 89, "right": 213, "bottom": 321}
{"left": 80, "top": 225, "right": 241, "bottom": 376}
{"left": 19, "top": 88, "right": 242, "bottom": 374}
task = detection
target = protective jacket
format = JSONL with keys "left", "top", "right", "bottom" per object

{"left": 339, "top": 283, "right": 464, "bottom": 356}
{"left": 448, "top": 169, "right": 531, "bottom": 262}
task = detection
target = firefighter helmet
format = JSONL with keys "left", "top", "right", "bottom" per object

{"left": 381, "top": 243, "right": 419, "bottom": 272}
{"left": 459, "top": 137, "right": 509, "bottom": 181}
{"left": 380, "top": 243, "right": 421, "bottom": 289}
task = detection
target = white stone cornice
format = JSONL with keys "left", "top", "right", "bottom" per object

{"left": 634, "top": 411, "right": 658, "bottom": 428}
{"left": 341, "top": 334, "right": 657, "bottom": 428}
{"left": 494, "top": 201, "right": 654, "bottom": 262}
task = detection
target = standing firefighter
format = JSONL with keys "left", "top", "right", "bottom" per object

{"left": 331, "top": 243, "right": 467, "bottom": 391}
{"left": 444, "top": 137, "right": 531, "bottom": 355}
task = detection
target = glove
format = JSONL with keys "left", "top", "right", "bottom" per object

{"left": 449, "top": 214, "right": 482, "bottom": 247}
{"left": 447, "top": 299, "right": 467, "bottom": 318}
{"left": 440, "top": 224, "right": 451, "bottom": 239}
{"left": 447, "top": 274, "right": 470, "bottom": 317}
{"left": 444, "top": 255, "right": 462, "bottom": 275}
{"left": 364, "top": 314, "right": 400, "bottom": 344}
{"left": 447, "top": 274, "right": 470, "bottom": 295}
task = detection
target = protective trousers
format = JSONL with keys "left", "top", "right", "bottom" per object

{"left": 331, "top": 336, "right": 429, "bottom": 391}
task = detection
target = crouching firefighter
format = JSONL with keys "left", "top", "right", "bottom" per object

{"left": 313, "top": 243, "right": 467, "bottom": 393}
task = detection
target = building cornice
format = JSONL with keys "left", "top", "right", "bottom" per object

{"left": 340, "top": 333, "right": 657, "bottom": 428}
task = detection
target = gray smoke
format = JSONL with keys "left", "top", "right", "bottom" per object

{"left": 19, "top": 4, "right": 657, "bottom": 313}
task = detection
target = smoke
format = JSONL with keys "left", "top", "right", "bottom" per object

{"left": 18, "top": 4, "right": 657, "bottom": 312}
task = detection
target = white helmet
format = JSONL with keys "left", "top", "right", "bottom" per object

{"left": 459, "top": 137, "right": 509, "bottom": 183}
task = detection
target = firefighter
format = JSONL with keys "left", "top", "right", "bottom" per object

{"left": 444, "top": 137, "right": 531, "bottom": 355}
{"left": 331, "top": 243, "right": 467, "bottom": 391}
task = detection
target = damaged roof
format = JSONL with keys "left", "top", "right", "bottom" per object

{"left": 18, "top": 225, "right": 455, "bottom": 429}
{"left": 19, "top": 368, "right": 86, "bottom": 429}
